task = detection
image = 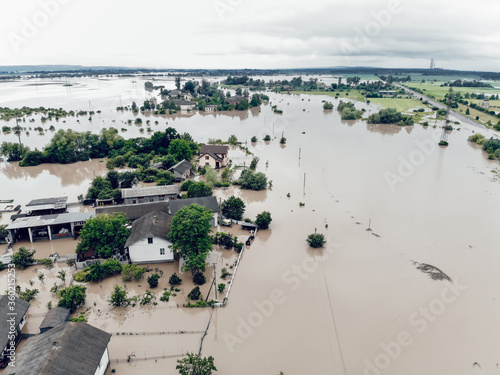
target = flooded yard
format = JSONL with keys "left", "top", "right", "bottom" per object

{"left": 1, "top": 76, "right": 500, "bottom": 374}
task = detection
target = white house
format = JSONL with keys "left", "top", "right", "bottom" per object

{"left": 125, "top": 211, "right": 174, "bottom": 264}
{"left": 198, "top": 145, "right": 229, "bottom": 169}
{"left": 4, "top": 322, "right": 111, "bottom": 375}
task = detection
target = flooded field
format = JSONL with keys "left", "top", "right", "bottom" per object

{"left": 1, "top": 76, "right": 500, "bottom": 374}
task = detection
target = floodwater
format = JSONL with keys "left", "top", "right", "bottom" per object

{"left": 1, "top": 76, "right": 500, "bottom": 375}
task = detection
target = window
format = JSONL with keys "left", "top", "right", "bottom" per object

{"left": 160, "top": 248, "right": 165, "bottom": 255}
{"left": 205, "top": 156, "right": 209, "bottom": 160}
{"left": 148, "top": 238, "right": 153, "bottom": 244}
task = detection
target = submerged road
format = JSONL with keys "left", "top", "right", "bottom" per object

{"left": 395, "top": 84, "right": 488, "bottom": 130}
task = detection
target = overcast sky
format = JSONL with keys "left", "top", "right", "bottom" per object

{"left": 1, "top": 0, "right": 499, "bottom": 71}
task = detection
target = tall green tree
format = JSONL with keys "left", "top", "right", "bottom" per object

{"left": 168, "top": 139, "right": 194, "bottom": 162}
{"left": 221, "top": 196, "right": 245, "bottom": 221}
{"left": 76, "top": 213, "right": 130, "bottom": 258}
{"left": 176, "top": 353, "right": 217, "bottom": 375}
{"left": 168, "top": 204, "right": 213, "bottom": 273}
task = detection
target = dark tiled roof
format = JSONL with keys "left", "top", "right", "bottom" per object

{"left": 168, "top": 160, "right": 193, "bottom": 177}
{"left": 0, "top": 295, "right": 30, "bottom": 349}
{"left": 171, "top": 99, "right": 195, "bottom": 106}
{"left": 39, "top": 308, "right": 70, "bottom": 333}
{"left": 4, "top": 322, "right": 111, "bottom": 375}
{"left": 96, "top": 201, "right": 171, "bottom": 221}
{"left": 170, "top": 196, "right": 220, "bottom": 215}
{"left": 26, "top": 197, "right": 68, "bottom": 210}
{"left": 199, "top": 145, "right": 228, "bottom": 162}
{"left": 125, "top": 211, "right": 172, "bottom": 248}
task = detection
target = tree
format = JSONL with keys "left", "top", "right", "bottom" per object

{"left": 175, "top": 76, "right": 181, "bottom": 90}
{"left": 12, "top": 246, "right": 36, "bottom": 269}
{"left": 181, "top": 179, "right": 195, "bottom": 191}
{"left": 76, "top": 213, "right": 130, "bottom": 259}
{"left": 255, "top": 211, "right": 272, "bottom": 229}
{"left": 109, "top": 285, "right": 129, "bottom": 307}
{"left": 177, "top": 353, "right": 217, "bottom": 375}
{"left": 1, "top": 142, "right": 29, "bottom": 162}
{"left": 221, "top": 196, "right": 245, "bottom": 221}
{"left": 168, "top": 139, "right": 194, "bottom": 162}
{"left": 250, "top": 94, "right": 262, "bottom": 107}
{"left": 228, "top": 134, "right": 238, "bottom": 145}
{"left": 307, "top": 233, "right": 326, "bottom": 248}
{"left": 57, "top": 285, "right": 86, "bottom": 312}
{"left": 168, "top": 204, "right": 213, "bottom": 273}
{"left": 204, "top": 166, "right": 218, "bottom": 187}
{"left": 187, "top": 181, "right": 213, "bottom": 198}
{"left": 323, "top": 102, "right": 334, "bottom": 109}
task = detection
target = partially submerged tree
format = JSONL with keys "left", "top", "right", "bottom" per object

{"left": 12, "top": 246, "right": 36, "bottom": 270}
{"left": 306, "top": 233, "right": 326, "bottom": 248}
{"left": 109, "top": 285, "right": 129, "bottom": 307}
{"left": 176, "top": 353, "right": 217, "bottom": 375}
{"left": 168, "top": 204, "right": 213, "bottom": 274}
{"left": 255, "top": 211, "right": 272, "bottom": 229}
{"left": 221, "top": 196, "right": 245, "bottom": 221}
{"left": 57, "top": 285, "right": 87, "bottom": 312}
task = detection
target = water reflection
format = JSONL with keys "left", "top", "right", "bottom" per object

{"left": 0, "top": 159, "right": 107, "bottom": 187}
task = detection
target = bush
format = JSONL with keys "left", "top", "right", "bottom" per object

{"left": 212, "top": 232, "right": 236, "bottom": 249}
{"left": 255, "top": 211, "right": 272, "bottom": 229}
{"left": 160, "top": 288, "right": 171, "bottom": 302}
{"left": 147, "top": 273, "right": 160, "bottom": 288}
{"left": 263, "top": 135, "right": 271, "bottom": 141}
{"left": 218, "top": 283, "right": 226, "bottom": 293}
{"left": 193, "top": 272, "right": 206, "bottom": 285}
{"left": 18, "top": 288, "right": 39, "bottom": 302}
{"left": 169, "top": 273, "right": 182, "bottom": 285}
{"left": 323, "top": 102, "right": 334, "bottom": 109}
{"left": 121, "top": 264, "right": 147, "bottom": 282}
{"left": 306, "top": 233, "right": 326, "bottom": 248}
{"left": 251, "top": 136, "right": 258, "bottom": 143}
{"left": 188, "top": 286, "right": 201, "bottom": 300}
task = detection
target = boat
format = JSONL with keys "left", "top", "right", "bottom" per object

{"left": 0, "top": 199, "right": 13, "bottom": 204}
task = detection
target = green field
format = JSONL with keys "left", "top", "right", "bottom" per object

{"left": 369, "top": 98, "right": 426, "bottom": 112}
{"left": 290, "top": 89, "right": 366, "bottom": 102}
{"left": 405, "top": 82, "right": 500, "bottom": 100}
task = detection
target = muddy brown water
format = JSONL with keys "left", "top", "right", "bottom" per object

{"left": 1, "top": 77, "right": 500, "bottom": 374}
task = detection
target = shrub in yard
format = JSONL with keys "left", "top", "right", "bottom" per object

{"left": 193, "top": 272, "right": 206, "bottom": 285}
{"left": 188, "top": 286, "right": 201, "bottom": 300}
{"left": 169, "top": 273, "right": 182, "bottom": 285}
{"left": 147, "top": 273, "right": 160, "bottom": 288}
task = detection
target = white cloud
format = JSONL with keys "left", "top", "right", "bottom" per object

{"left": 0, "top": 0, "right": 499, "bottom": 71}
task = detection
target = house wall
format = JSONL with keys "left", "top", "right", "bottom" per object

{"left": 94, "top": 347, "right": 110, "bottom": 375}
{"left": 124, "top": 195, "right": 174, "bottom": 205}
{"left": 200, "top": 154, "right": 218, "bottom": 169}
{"left": 128, "top": 236, "right": 174, "bottom": 264}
